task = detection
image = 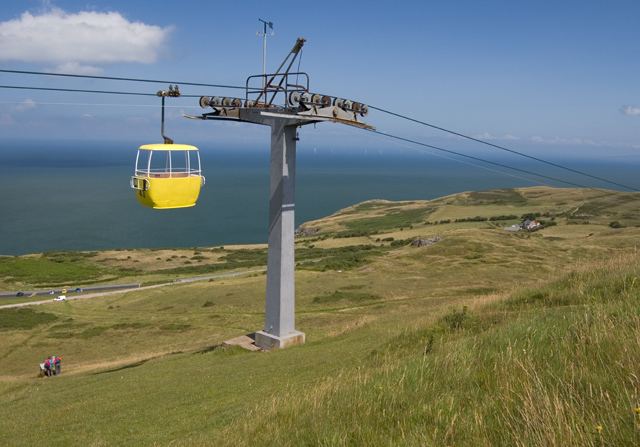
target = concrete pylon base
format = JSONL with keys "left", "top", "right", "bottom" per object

{"left": 255, "top": 330, "right": 305, "bottom": 350}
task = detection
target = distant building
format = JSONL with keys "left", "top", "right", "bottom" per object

{"left": 295, "top": 226, "right": 319, "bottom": 238}
{"left": 523, "top": 219, "right": 543, "bottom": 231}
{"left": 504, "top": 219, "right": 543, "bottom": 233}
{"left": 411, "top": 236, "right": 442, "bottom": 247}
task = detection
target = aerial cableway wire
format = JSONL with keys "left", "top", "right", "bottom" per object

{"left": 0, "top": 84, "right": 203, "bottom": 98}
{"left": 0, "top": 82, "right": 628, "bottom": 191}
{"left": 367, "top": 129, "right": 591, "bottom": 189}
{"left": 2, "top": 68, "right": 637, "bottom": 190}
{"left": 368, "top": 105, "right": 639, "bottom": 192}
{"left": 365, "top": 133, "right": 557, "bottom": 187}
{"left": 0, "top": 100, "right": 199, "bottom": 108}
{"left": 0, "top": 84, "right": 604, "bottom": 188}
{"left": 0, "top": 69, "right": 245, "bottom": 90}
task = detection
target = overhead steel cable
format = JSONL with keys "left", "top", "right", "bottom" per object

{"left": 0, "top": 84, "right": 203, "bottom": 97}
{"left": 0, "top": 69, "right": 246, "bottom": 90}
{"left": 1, "top": 69, "right": 636, "bottom": 189}
{"left": 372, "top": 134, "right": 557, "bottom": 187}
{"left": 368, "top": 129, "right": 591, "bottom": 189}
{"left": 0, "top": 70, "right": 633, "bottom": 191}
{"left": 0, "top": 100, "right": 200, "bottom": 108}
{"left": 2, "top": 71, "right": 636, "bottom": 188}
{"left": 0, "top": 85, "right": 603, "bottom": 188}
{"left": 369, "top": 105, "right": 639, "bottom": 192}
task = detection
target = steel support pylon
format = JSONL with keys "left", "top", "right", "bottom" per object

{"left": 191, "top": 37, "right": 372, "bottom": 350}
{"left": 254, "top": 117, "right": 305, "bottom": 349}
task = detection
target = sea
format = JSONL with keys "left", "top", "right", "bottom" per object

{"left": 1, "top": 140, "right": 638, "bottom": 255}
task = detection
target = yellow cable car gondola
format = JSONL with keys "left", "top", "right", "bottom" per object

{"left": 130, "top": 144, "right": 205, "bottom": 209}
{"left": 130, "top": 85, "right": 205, "bottom": 209}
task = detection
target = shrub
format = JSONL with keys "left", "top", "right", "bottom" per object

{"left": 442, "top": 306, "right": 468, "bottom": 330}
{"left": 455, "top": 216, "right": 488, "bottom": 223}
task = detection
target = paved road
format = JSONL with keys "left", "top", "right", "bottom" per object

{"left": 0, "top": 268, "right": 266, "bottom": 310}
{"left": 0, "top": 283, "right": 142, "bottom": 299}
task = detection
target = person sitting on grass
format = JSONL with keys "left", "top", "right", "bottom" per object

{"left": 42, "top": 357, "right": 52, "bottom": 376}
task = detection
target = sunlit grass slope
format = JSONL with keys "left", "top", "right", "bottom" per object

{"left": 0, "top": 187, "right": 639, "bottom": 446}
{"left": 219, "top": 255, "right": 640, "bottom": 446}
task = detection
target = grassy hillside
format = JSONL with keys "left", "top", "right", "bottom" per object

{"left": 0, "top": 187, "right": 639, "bottom": 446}
{"left": 218, "top": 254, "right": 640, "bottom": 446}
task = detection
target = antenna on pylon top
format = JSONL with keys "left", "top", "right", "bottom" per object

{"left": 257, "top": 19, "right": 274, "bottom": 88}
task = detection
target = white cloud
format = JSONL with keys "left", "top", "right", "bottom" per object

{"left": 14, "top": 98, "right": 36, "bottom": 112}
{"left": 473, "top": 132, "right": 520, "bottom": 141}
{"left": 2, "top": 98, "right": 36, "bottom": 127}
{"left": 530, "top": 136, "right": 599, "bottom": 146}
{"left": 621, "top": 105, "right": 640, "bottom": 116}
{"left": 0, "top": 8, "right": 172, "bottom": 67}
{"left": 49, "top": 61, "right": 103, "bottom": 75}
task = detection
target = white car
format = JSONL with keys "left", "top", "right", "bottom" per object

{"left": 54, "top": 295, "right": 67, "bottom": 302}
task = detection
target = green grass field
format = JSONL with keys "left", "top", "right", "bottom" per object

{"left": 1, "top": 187, "right": 639, "bottom": 446}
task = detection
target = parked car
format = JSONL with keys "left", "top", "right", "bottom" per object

{"left": 74, "top": 287, "right": 83, "bottom": 293}
{"left": 54, "top": 296, "right": 67, "bottom": 302}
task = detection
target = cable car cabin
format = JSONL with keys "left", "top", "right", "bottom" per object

{"left": 130, "top": 144, "right": 205, "bottom": 209}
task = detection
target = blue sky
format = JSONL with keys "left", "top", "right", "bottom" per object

{"left": 0, "top": 0, "right": 639, "bottom": 158}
